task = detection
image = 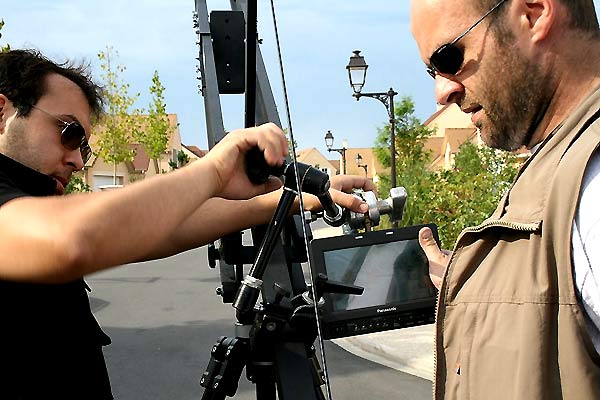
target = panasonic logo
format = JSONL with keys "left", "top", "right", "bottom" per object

{"left": 377, "top": 307, "right": 397, "bottom": 313}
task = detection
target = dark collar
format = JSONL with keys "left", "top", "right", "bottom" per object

{"left": 0, "top": 152, "right": 58, "bottom": 196}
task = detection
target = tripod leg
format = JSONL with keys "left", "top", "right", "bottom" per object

{"left": 274, "top": 342, "right": 325, "bottom": 400}
{"left": 200, "top": 337, "right": 248, "bottom": 400}
{"left": 255, "top": 376, "right": 276, "bottom": 400}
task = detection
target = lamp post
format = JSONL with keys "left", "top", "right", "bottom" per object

{"left": 346, "top": 50, "right": 397, "bottom": 190}
{"left": 355, "top": 153, "right": 368, "bottom": 177}
{"left": 324, "top": 130, "right": 347, "bottom": 174}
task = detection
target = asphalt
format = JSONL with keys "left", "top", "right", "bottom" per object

{"left": 312, "top": 224, "right": 435, "bottom": 382}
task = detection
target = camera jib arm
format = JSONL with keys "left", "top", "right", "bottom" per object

{"left": 194, "top": 0, "right": 347, "bottom": 398}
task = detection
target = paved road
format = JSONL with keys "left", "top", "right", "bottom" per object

{"left": 88, "top": 245, "right": 432, "bottom": 399}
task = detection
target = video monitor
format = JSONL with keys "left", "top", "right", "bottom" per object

{"left": 309, "top": 224, "right": 439, "bottom": 339}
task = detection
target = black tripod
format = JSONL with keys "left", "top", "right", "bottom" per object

{"left": 200, "top": 161, "right": 363, "bottom": 400}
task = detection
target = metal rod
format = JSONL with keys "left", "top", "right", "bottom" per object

{"left": 244, "top": 0, "right": 257, "bottom": 128}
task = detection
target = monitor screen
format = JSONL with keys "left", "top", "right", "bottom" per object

{"left": 309, "top": 224, "right": 439, "bottom": 339}
{"left": 322, "top": 237, "right": 436, "bottom": 311}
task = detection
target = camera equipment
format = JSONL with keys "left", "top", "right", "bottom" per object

{"left": 194, "top": 1, "right": 438, "bottom": 398}
{"left": 199, "top": 155, "right": 435, "bottom": 400}
{"left": 309, "top": 224, "right": 439, "bottom": 340}
{"left": 344, "top": 187, "right": 407, "bottom": 231}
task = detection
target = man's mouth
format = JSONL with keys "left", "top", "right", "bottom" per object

{"left": 52, "top": 176, "right": 68, "bottom": 195}
{"left": 462, "top": 105, "right": 483, "bottom": 124}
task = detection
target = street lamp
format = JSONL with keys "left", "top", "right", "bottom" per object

{"left": 324, "top": 130, "right": 347, "bottom": 174}
{"left": 346, "top": 50, "right": 397, "bottom": 190}
{"left": 355, "top": 153, "right": 368, "bottom": 177}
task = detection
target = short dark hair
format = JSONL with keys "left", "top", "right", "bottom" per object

{"left": 0, "top": 49, "right": 104, "bottom": 120}
{"left": 476, "top": 0, "right": 600, "bottom": 36}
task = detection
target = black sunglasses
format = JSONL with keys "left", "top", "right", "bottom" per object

{"left": 427, "top": 0, "right": 509, "bottom": 79}
{"left": 30, "top": 104, "right": 92, "bottom": 164}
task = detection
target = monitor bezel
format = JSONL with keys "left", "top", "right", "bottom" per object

{"left": 309, "top": 223, "right": 439, "bottom": 326}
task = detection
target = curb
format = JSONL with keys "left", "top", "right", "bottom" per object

{"left": 332, "top": 325, "right": 434, "bottom": 381}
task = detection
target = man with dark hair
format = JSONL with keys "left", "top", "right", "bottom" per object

{"left": 0, "top": 49, "right": 373, "bottom": 399}
{"left": 412, "top": 0, "right": 600, "bottom": 398}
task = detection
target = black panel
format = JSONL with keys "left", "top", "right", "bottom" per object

{"left": 210, "top": 11, "right": 246, "bottom": 94}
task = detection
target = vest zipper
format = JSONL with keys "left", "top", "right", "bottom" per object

{"left": 458, "top": 219, "right": 541, "bottom": 237}
{"left": 432, "top": 219, "right": 540, "bottom": 400}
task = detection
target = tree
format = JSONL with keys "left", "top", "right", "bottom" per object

{"left": 280, "top": 128, "right": 299, "bottom": 158}
{"left": 373, "top": 96, "right": 436, "bottom": 226}
{"left": 0, "top": 19, "right": 10, "bottom": 53}
{"left": 373, "top": 96, "right": 519, "bottom": 249}
{"left": 168, "top": 150, "right": 190, "bottom": 170}
{"left": 94, "top": 47, "right": 140, "bottom": 185}
{"left": 65, "top": 174, "right": 92, "bottom": 194}
{"left": 135, "top": 70, "right": 172, "bottom": 174}
{"left": 424, "top": 142, "right": 518, "bottom": 248}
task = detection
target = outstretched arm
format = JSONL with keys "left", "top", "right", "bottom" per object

{"left": 141, "top": 174, "right": 376, "bottom": 260}
{"left": 0, "top": 124, "right": 287, "bottom": 283}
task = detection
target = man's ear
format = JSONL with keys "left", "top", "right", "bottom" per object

{"left": 0, "top": 94, "right": 11, "bottom": 135}
{"left": 518, "top": 0, "right": 556, "bottom": 43}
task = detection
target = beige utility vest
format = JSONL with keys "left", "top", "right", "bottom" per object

{"left": 434, "top": 88, "right": 600, "bottom": 400}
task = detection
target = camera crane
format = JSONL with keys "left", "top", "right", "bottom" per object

{"left": 192, "top": 1, "right": 408, "bottom": 399}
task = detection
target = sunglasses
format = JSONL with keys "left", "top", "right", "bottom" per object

{"left": 30, "top": 104, "right": 92, "bottom": 164}
{"left": 426, "top": 0, "right": 509, "bottom": 79}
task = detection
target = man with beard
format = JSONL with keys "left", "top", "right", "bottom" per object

{"left": 0, "top": 49, "right": 373, "bottom": 399}
{"left": 411, "top": 0, "right": 600, "bottom": 398}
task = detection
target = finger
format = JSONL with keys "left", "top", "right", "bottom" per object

{"left": 252, "top": 123, "right": 288, "bottom": 166}
{"left": 330, "top": 175, "right": 376, "bottom": 193}
{"left": 330, "top": 190, "right": 369, "bottom": 213}
{"left": 419, "top": 227, "right": 445, "bottom": 262}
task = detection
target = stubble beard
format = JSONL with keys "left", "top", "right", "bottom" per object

{"left": 3, "top": 117, "right": 47, "bottom": 174}
{"left": 475, "top": 45, "right": 554, "bottom": 151}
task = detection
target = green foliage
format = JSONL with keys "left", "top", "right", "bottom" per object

{"left": 95, "top": 47, "right": 140, "bottom": 184}
{"left": 374, "top": 96, "right": 519, "bottom": 249}
{"left": 424, "top": 142, "right": 518, "bottom": 247}
{"left": 65, "top": 174, "right": 91, "bottom": 194}
{"left": 135, "top": 70, "right": 172, "bottom": 174}
{"left": 374, "top": 96, "right": 437, "bottom": 228}
{"left": 128, "top": 172, "right": 145, "bottom": 183}
{"left": 280, "top": 128, "right": 299, "bottom": 158}
{"left": 0, "top": 19, "right": 11, "bottom": 53}
{"left": 169, "top": 150, "right": 190, "bottom": 170}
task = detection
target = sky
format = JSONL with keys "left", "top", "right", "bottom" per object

{"left": 3, "top": 1, "right": 600, "bottom": 157}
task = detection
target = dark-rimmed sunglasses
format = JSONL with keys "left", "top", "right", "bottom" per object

{"left": 30, "top": 104, "right": 92, "bottom": 164}
{"left": 426, "top": 0, "right": 509, "bottom": 79}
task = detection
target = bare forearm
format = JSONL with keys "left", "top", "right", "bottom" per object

{"left": 150, "top": 177, "right": 375, "bottom": 260}
{"left": 142, "top": 191, "right": 280, "bottom": 260}
{"left": 0, "top": 159, "right": 219, "bottom": 282}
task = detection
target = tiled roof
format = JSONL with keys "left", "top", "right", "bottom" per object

{"left": 183, "top": 144, "right": 207, "bottom": 158}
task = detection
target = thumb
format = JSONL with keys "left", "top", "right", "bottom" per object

{"left": 330, "top": 190, "right": 369, "bottom": 213}
{"left": 419, "top": 227, "right": 442, "bottom": 260}
{"left": 419, "top": 227, "right": 449, "bottom": 290}
{"left": 263, "top": 176, "right": 283, "bottom": 193}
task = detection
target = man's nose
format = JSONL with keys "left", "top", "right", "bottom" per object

{"left": 65, "top": 148, "right": 84, "bottom": 171}
{"left": 433, "top": 74, "right": 464, "bottom": 106}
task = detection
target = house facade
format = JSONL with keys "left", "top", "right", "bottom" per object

{"left": 82, "top": 114, "right": 205, "bottom": 191}
{"left": 296, "top": 148, "right": 339, "bottom": 177}
{"left": 423, "top": 104, "right": 480, "bottom": 170}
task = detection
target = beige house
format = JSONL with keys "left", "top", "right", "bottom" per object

{"left": 340, "top": 147, "right": 385, "bottom": 182}
{"left": 423, "top": 104, "right": 481, "bottom": 169}
{"left": 296, "top": 148, "right": 338, "bottom": 177}
{"left": 297, "top": 104, "right": 522, "bottom": 183}
{"left": 82, "top": 114, "right": 205, "bottom": 191}
{"left": 297, "top": 147, "right": 386, "bottom": 183}
{"left": 423, "top": 104, "right": 530, "bottom": 169}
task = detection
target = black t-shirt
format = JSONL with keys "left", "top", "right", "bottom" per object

{"left": 0, "top": 153, "right": 113, "bottom": 399}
